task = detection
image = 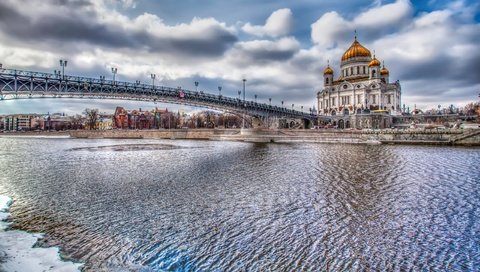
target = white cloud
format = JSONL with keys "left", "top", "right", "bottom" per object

{"left": 311, "top": 11, "right": 350, "bottom": 48}
{"left": 311, "top": 0, "right": 412, "bottom": 47}
{"left": 354, "top": 0, "right": 412, "bottom": 27}
{"left": 242, "top": 8, "right": 293, "bottom": 38}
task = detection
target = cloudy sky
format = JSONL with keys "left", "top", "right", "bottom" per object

{"left": 0, "top": 0, "right": 479, "bottom": 115}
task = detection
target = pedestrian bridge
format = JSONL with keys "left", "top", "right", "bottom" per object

{"left": 0, "top": 68, "right": 317, "bottom": 127}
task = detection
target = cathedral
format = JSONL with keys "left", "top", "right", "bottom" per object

{"left": 317, "top": 36, "right": 402, "bottom": 129}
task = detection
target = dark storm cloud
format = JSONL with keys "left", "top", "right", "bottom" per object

{"left": 394, "top": 51, "right": 480, "bottom": 89}
{"left": 0, "top": 0, "right": 237, "bottom": 57}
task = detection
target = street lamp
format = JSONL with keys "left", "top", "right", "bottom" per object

{"left": 238, "top": 90, "right": 241, "bottom": 100}
{"left": 242, "top": 79, "right": 246, "bottom": 129}
{"left": 292, "top": 104, "right": 294, "bottom": 111}
{"left": 151, "top": 74, "right": 156, "bottom": 89}
{"left": 194, "top": 81, "right": 199, "bottom": 92}
{"left": 111, "top": 67, "right": 117, "bottom": 84}
{"left": 254, "top": 94, "right": 257, "bottom": 103}
{"left": 269, "top": 97, "right": 272, "bottom": 106}
{"left": 301, "top": 105, "right": 303, "bottom": 113}
{"left": 242, "top": 79, "right": 246, "bottom": 101}
{"left": 59, "top": 59, "right": 67, "bottom": 79}
{"left": 281, "top": 100, "right": 284, "bottom": 109}
{"left": 218, "top": 86, "right": 222, "bottom": 96}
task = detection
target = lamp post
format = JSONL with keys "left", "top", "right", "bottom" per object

{"left": 301, "top": 105, "right": 303, "bottom": 113}
{"left": 151, "top": 74, "right": 156, "bottom": 89}
{"left": 281, "top": 100, "right": 284, "bottom": 109}
{"left": 111, "top": 67, "right": 117, "bottom": 85}
{"left": 59, "top": 59, "right": 67, "bottom": 80}
{"left": 238, "top": 90, "right": 241, "bottom": 100}
{"left": 269, "top": 98, "right": 272, "bottom": 106}
{"left": 242, "top": 78, "right": 246, "bottom": 129}
{"left": 194, "top": 81, "right": 199, "bottom": 92}
{"left": 292, "top": 104, "right": 294, "bottom": 111}
{"left": 254, "top": 94, "right": 257, "bottom": 103}
{"left": 218, "top": 86, "right": 222, "bottom": 96}
{"left": 242, "top": 79, "right": 246, "bottom": 102}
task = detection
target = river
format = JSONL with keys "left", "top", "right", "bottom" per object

{"left": 0, "top": 137, "right": 479, "bottom": 271}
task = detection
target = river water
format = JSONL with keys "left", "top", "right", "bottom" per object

{"left": 0, "top": 137, "right": 479, "bottom": 271}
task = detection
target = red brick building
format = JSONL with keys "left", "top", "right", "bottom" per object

{"left": 114, "top": 107, "right": 168, "bottom": 129}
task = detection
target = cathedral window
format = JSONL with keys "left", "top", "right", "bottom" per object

{"left": 332, "top": 97, "right": 336, "bottom": 106}
{"left": 372, "top": 95, "right": 376, "bottom": 104}
{"left": 372, "top": 70, "right": 376, "bottom": 78}
{"left": 387, "top": 95, "right": 392, "bottom": 104}
{"left": 357, "top": 94, "right": 362, "bottom": 104}
{"left": 325, "top": 77, "right": 329, "bottom": 84}
{"left": 363, "top": 66, "right": 366, "bottom": 74}
{"left": 357, "top": 66, "right": 359, "bottom": 74}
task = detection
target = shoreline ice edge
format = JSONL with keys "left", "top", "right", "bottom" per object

{"left": 0, "top": 195, "right": 83, "bottom": 272}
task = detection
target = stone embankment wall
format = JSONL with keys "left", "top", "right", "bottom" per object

{"left": 8, "top": 128, "right": 476, "bottom": 146}
{"left": 69, "top": 129, "right": 239, "bottom": 140}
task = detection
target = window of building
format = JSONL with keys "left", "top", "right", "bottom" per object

{"left": 332, "top": 97, "right": 336, "bottom": 106}
{"left": 372, "top": 95, "right": 376, "bottom": 104}
{"left": 372, "top": 70, "right": 376, "bottom": 78}
{"left": 387, "top": 95, "right": 391, "bottom": 104}
{"left": 325, "top": 77, "right": 329, "bottom": 84}
{"left": 363, "top": 66, "right": 366, "bottom": 74}
{"left": 357, "top": 66, "right": 359, "bottom": 74}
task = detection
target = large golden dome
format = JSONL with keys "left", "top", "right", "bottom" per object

{"left": 341, "top": 38, "right": 371, "bottom": 61}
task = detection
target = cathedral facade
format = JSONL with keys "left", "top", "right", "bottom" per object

{"left": 317, "top": 36, "right": 402, "bottom": 129}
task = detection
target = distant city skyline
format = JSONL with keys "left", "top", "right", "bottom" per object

{"left": 0, "top": 0, "right": 479, "bottom": 115}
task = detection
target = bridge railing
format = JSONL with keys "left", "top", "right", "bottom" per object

{"left": 0, "top": 67, "right": 318, "bottom": 119}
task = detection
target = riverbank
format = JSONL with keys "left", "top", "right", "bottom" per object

{"left": 2, "top": 128, "right": 480, "bottom": 146}
{"left": 69, "top": 128, "right": 480, "bottom": 146}
{"left": 0, "top": 195, "right": 83, "bottom": 272}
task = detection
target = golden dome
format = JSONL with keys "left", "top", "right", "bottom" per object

{"left": 368, "top": 57, "right": 381, "bottom": 67}
{"left": 380, "top": 64, "right": 389, "bottom": 75}
{"left": 323, "top": 65, "right": 333, "bottom": 75}
{"left": 341, "top": 38, "right": 371, "bottom": 61}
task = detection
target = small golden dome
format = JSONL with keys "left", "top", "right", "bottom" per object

{"left": 341, "top": 38, "right": 371, "bottom": 61}
{"left": 368, "top": 57, "right": 381, "bottom": 67}
{"left": 380, "top": 66, "right": 389, "bottom": 75}
{"left": 323, "top": 65, "right": 333, "bottom": 75}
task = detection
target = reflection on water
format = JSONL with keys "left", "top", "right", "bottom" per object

{"left": 0, "top": 138, "right": 479, "bottom": 271}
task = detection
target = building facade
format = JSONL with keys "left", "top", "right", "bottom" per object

{"left": 3, "top": 114, "right": 34, "bottom": 131}
{"left": 113, "top": 107, "right": 169, "bottom": 129}
{"left": 317, "top": 36, "right": 402, "bottom": 129}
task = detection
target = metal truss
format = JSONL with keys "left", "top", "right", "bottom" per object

{"left": 0, "top": 68, "right": 317, "bottom": 121}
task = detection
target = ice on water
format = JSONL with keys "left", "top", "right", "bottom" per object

{"left": 0, "top": 195, "right": 83, "bottom": 272}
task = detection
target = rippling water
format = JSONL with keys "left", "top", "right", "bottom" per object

{"left": 0, "top": 137, "right": 479, "bottom": 271}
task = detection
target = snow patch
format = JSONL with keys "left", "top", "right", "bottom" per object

{"left": 0, "top": 195, "right": 83, "bottom": 272}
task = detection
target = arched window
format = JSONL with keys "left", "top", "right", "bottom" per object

{"left": 372, "top": 70, "right": 376, "bottom": 78}
{"left": 363, "top": 66, "right": 366, "bottom": 74}
{"left": 325, "top": 77, "right": 329, "bottom": 84}
{"left": 357, "top": 66, "right": 359, "bottom": 74}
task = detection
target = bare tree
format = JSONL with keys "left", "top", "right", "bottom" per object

{"left": 84, "top": 108, "right": 99, "bottom": 130}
